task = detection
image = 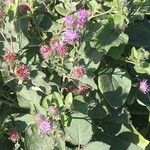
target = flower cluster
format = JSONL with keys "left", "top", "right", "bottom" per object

{"left": 40, "top": 39, "right": 68, "bottom": 58}
{"left": 67, "top": 84, "right": 90, "bottom": 95}
{"left": 35, "top": 113, "right": 52, "bottom": 134}
{"left": 62, "top": 9, "right": 91, "bottom": 44}
{"left": 64, "top": 9, "right": 90, "bottom": 29}
{"left": 2, "top": 50, "right": 30, "bottom": 81}
{"left": 40, "top": 9, "right": 90, "bottom": 58}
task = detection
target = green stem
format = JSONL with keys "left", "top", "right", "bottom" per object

{"left": 90, "top": 9, "right": 112, "bottom": 19}
{"left": 14, "top": 0, "right": 19, "bottom": 19}
{"left": 146, "top": 113, "right": 150, "bottom": 137}
{"left": 77, "top": 145, "right": 80, "bottom": 150}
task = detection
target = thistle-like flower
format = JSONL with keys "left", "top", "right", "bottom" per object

{"left": 39, "top": 120, "right": 52, "bottom": 134}
{"left": 79, "top": 85, "right": 90, "bottom": 94}
{"left": 35, "top": 113, "right": 52, "bottom": 134}
{"left": 7, "top": 129, "right": 21, "bottom": 143}
{"left": 40, "top": 45, "right": 52, "bottom": 59}
{"left": 62, "top": 29, "right": 79, "bottom": 44}
{"left": 18, "top": 4, "right": 30, "bottom": 13}
{"left": 64, "top": 15, "right": 75, "bottom": 26}
{"left": 55, "top": 41, "right": 68, "bottom": 56}
{"left": 139, "top": 79, "right": 150, "bottom": 94}
{"left": 70, "top": 66, "right": 85, "bottom": 79}
{"left": 15, "top": 64, "right": 30, "bottom": 80}
{"left": 76, "top": 9, "right": 91, "bottom": 28}
{"left": 3, "top": 51, "right": 16, "bottom": 63}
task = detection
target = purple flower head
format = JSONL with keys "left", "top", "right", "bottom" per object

{"left": 35, "top": 113, "right": 46, "bottom": 125}
{"left": 63, "top": 29, "right": 79, "bottom": 44}
{"left": 139, "top": 79, "right": 150, "bottom": 94}
{"left": 76, "top": 9, "right": 91, "bottom": 28}
{"left": 55, "top": 41, "right": 68, "bottom": 56}
{"left": 35, "top": 113, "right": 52, "bottom": 134}
{"left": 64, "top": 15, "right": 75, "bottom": 26}
{"left": 39, "top": 120, "right": 51, "bottom": 134}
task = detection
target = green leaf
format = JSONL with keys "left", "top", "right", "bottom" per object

{"left": 61, "top": 113, "right": 69, "bottom": 127}
{"left": 88, "top": 102, "right": 109, "bottom": 119}
{"left": 53, "top": 92, "right": 64, "bottom": 107}
{"left": 65, "top": 113, "right": 93, "bottom": 145}
{"left": 129, "top": 47, "right": 149, "bottom": 63}
{"left": 108, "top": 45, "right": 124, "bottom": 59}
{"left": 14, "top": 114, "right": 35, "bottom": 132}
{"left": 55, "top": 3, "right": 68, "bottom": 16}
{"left": 83, "top": 142, "right": 110, "bottom": 150}
{"left": 55, "top": 140, "right": 66, "bottom": 150}
{"left": 17, "top": 87, "right": 42, "bottom": 109}
{"left": 79, "top": 42, "right": 104, "bottom": 74}
{"left": 98, "top": 68, "right": 131, "bottom": 108}
{"left": 104, "top": 107, "right": 131, "bottom": 124}
{"left": 117, "top": 124, "right": 149, "bottom": 150}
{"left": 73, "top": 96, "right": 87, "bottom": 114}
{"left": 134, "top": 62, "right": 150, "bottom": 75}
{"left": 42, "top": 94, "right": 53, "bottom": 109}
{"left": 32, "top": 71, "right": 52, "bottom": 94}
{"left": 127, "top": 20, "right": 150, "bottom": 47}
{"left": 88, "top": 0, "right": 101, "bottom": 14}
{"left": 24, "top": 125, "right": 54, "bottom": 150}
{"left": 95, "top": 131, "right": 143, "bottom": 150}
{"left": 64, "top": 92, "right": 73, "bottom": 109}
{"left": 17, "top": 87, "right": 46, "bottom": 115}
{"left": 96, "top": 19, "right": 128, "bottom": 53}
{"left": 79, "top": 76, "right": 97, "bottom": 90}
{"left": 128, "top": 47, "right": 150, "bottom": 74}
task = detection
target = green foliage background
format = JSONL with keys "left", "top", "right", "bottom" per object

{"left": 0, "top": 0, "right": 150, "bottom": 150}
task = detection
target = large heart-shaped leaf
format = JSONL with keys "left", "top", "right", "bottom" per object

{"left": 65, "top": 113, "right": 93, "bottom": 145}
{"left": 96, "top": 19, "right": 128, "bottom": 53}
{"left": 98, "top": 68, "right": 131, "bottom": 108}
